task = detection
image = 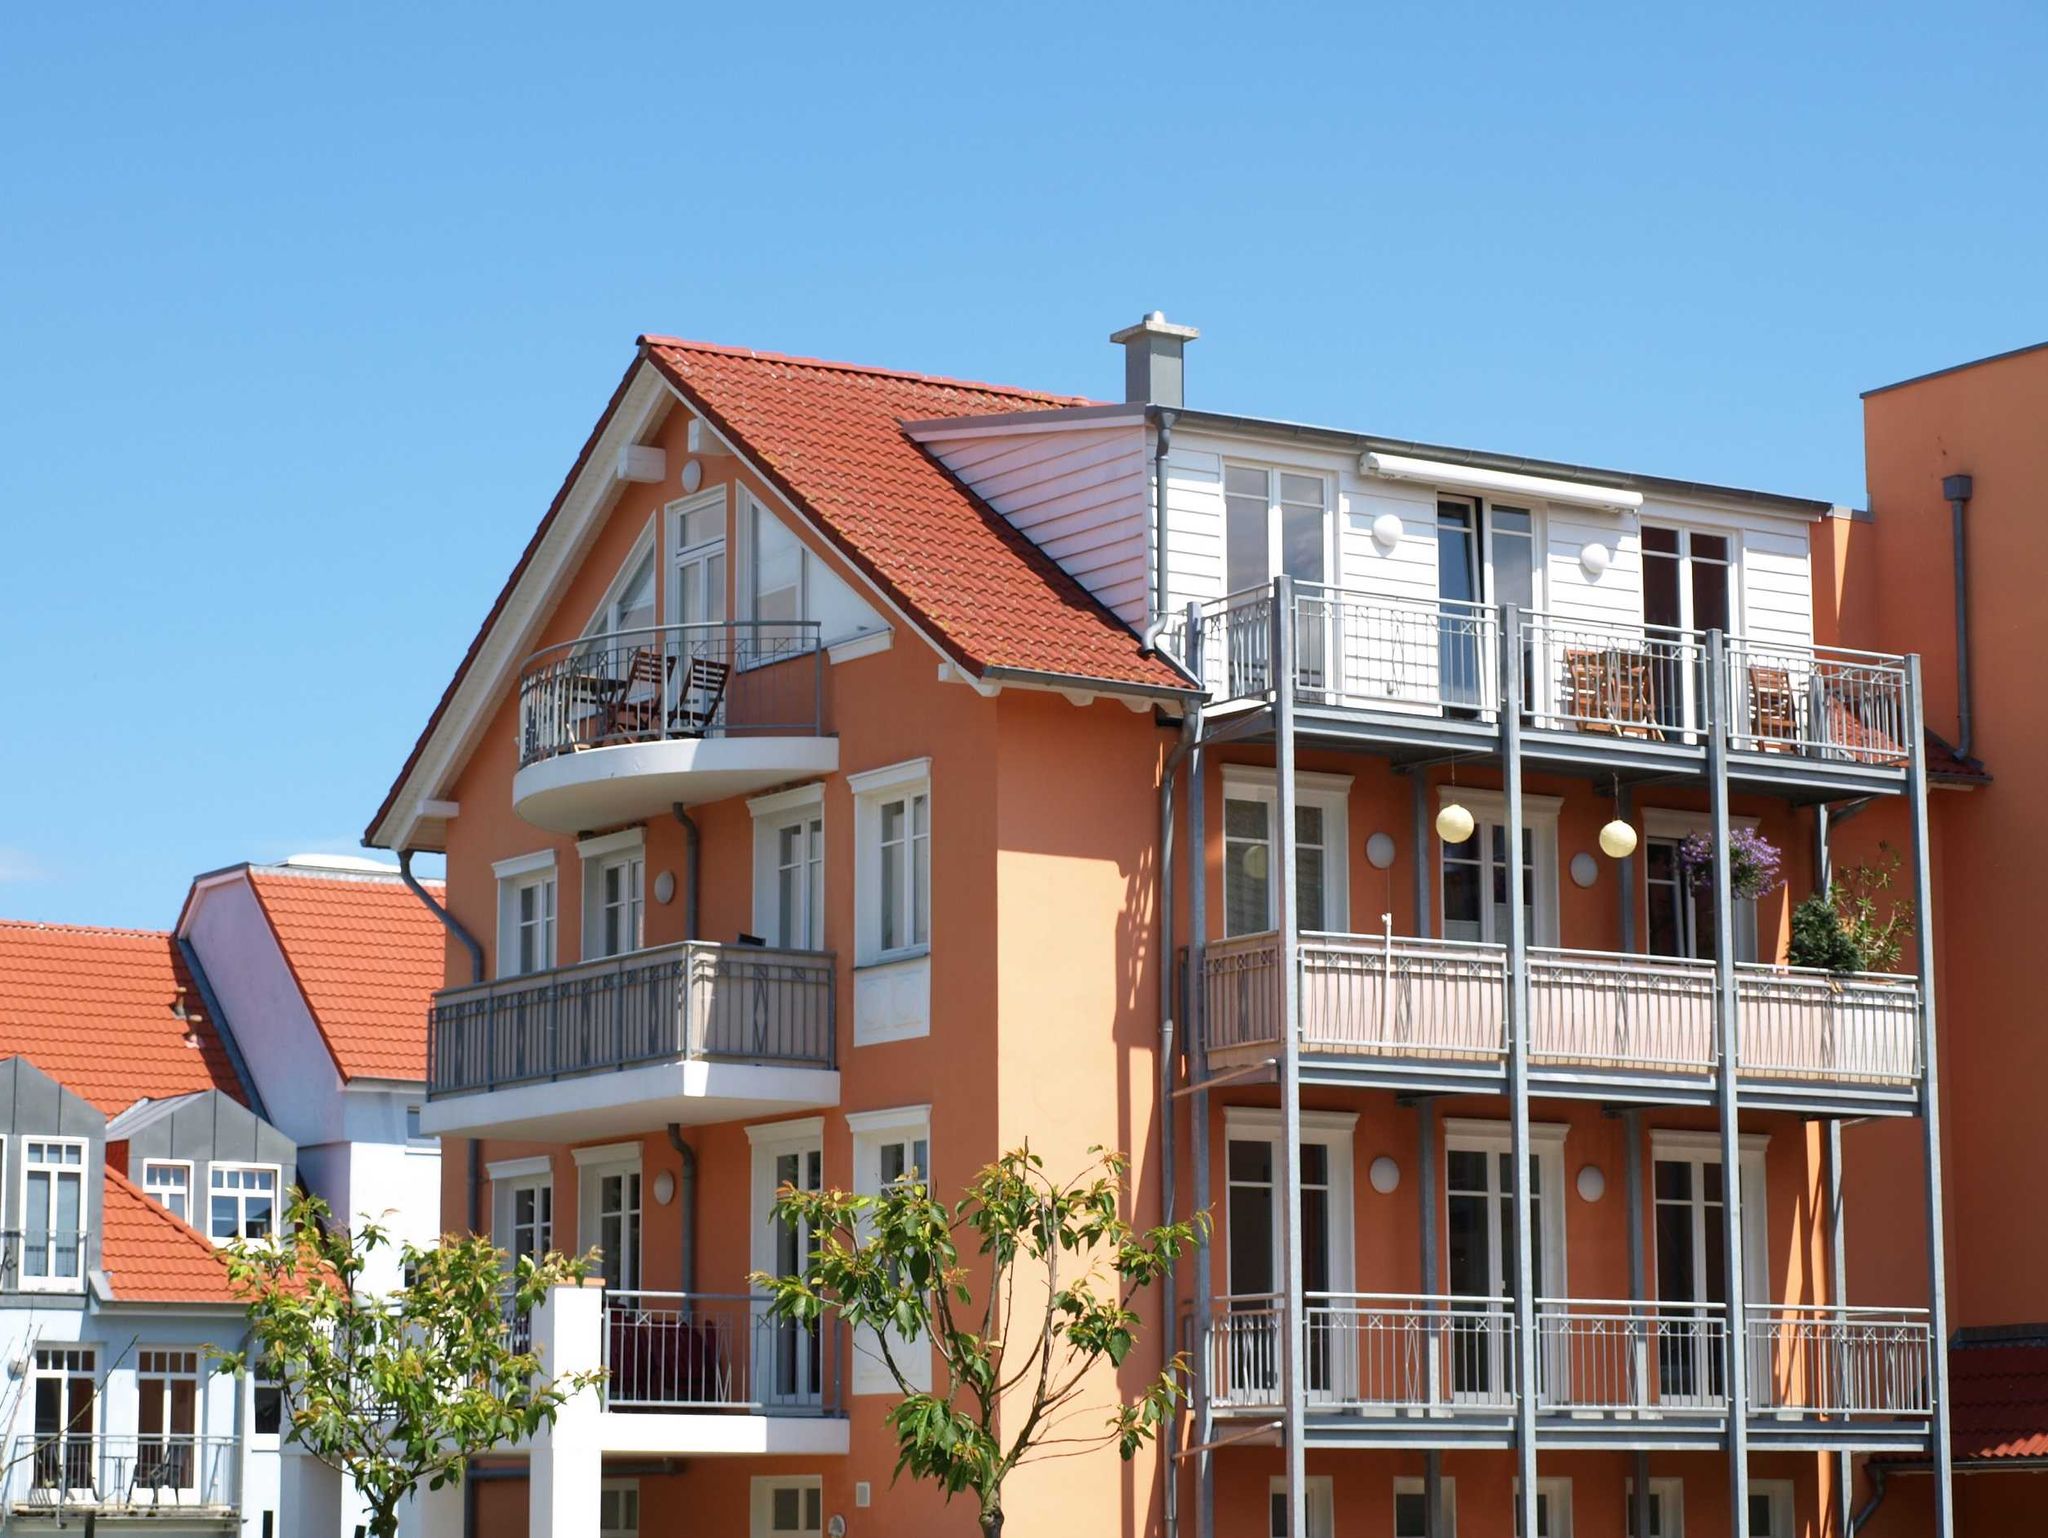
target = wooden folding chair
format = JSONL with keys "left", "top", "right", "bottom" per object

{"left": 668, "top": 657, "right": 730, "bottom": 737}
{"left": 1566, "top": 647, "right": 1663, "bottom": 739}
{"left": 596, "top": 648, "right": 668, "bottom": 743}
{"left": 1746, "top": 665, "right": 1797, "bottom": 751}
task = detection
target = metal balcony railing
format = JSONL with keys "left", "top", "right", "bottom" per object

{"left": 602, "top": 1292, "right": 840, "bottom": 1414}
{"left": 517, "top": 620, "right": 825, "bottom": 770}
{"left": 3, "top": 1434, "right": 239, "bottom": 1513}
{"left": 1204, "top": 1293, "right": 1517, "bottom": 1412}
{"left": 1528, "top": 949, "right": 1718, "bottom": 1074}
{"left": 0, "top": 1227, "right": 91, "bottom": 1290}
{"left": 1532, "top": 1299, "right": 1730, "bottom": 1413}
{"left": 1735, "top": 965, "right": 1921, "bottom": 1085}
{"left": 1724, "top": 638, "right": 1911, "bottom": 765}
{"left": 428, "top": 940, "right": 836, "bottom": 1096}
{"left": 1744, "top": 1304, "right": 1933, "bottom": 1418}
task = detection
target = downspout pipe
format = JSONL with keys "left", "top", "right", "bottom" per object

{"left": 1850, "top": 1462, "right": 1889, "bottom": 1533}
{"left": 672, "top": 805, "right": 701, "bottom": 941}
{"left": 1157, "top": 708, "right": 1199, "bottom": 1538}
{"left": 1150, "top": 406, "right": 1179, "bottom": 623}
{"left": 1945, "top": 473, "right": 1974, "bottom": 760}
{"left": 666, "top": 1124, "right": 698, "bottom": 1298}
{"left": 399, "top": 849, "right": 483, "bottom": 985}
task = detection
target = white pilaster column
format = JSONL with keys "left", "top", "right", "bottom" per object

{"left": 529, "top": 1284, "right": 604, "bottom": 1538}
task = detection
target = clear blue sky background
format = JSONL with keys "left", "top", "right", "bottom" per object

{"left": 3, "top": 2, "right": 2043, "bottom": 928}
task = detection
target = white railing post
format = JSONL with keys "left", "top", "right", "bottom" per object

{"left": 529, "top": 1284, "right": 604, "bottom": 1538}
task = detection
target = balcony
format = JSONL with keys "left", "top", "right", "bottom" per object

{"left": 511, "top": 621, "right": 838, "bottom": 833}
{"left": 0, "top": 1226, "right": 90, "bottom": 1293}
{"left": 423, "top": 941, "right": 839, "bottom": 1140}
{"left": 1201, "top": 1295, "right": 1932, "bottom": 1451}
{"left": 1202, "top": 931, "right": 1922, "bottom": 1113}
{"left": 1180, "top": 586, "right": 1913, "bottom": 795}
{"left": 3, "top": 1434, "right": 239, "bottom": 1519}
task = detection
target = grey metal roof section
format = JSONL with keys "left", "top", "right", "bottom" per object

{"left": 106, "top": 1090, "right": 209, "bottom": 1138}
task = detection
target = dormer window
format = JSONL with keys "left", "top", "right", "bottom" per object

{"left": 1224, "top": 465, "right": 1329, "bottom": 593}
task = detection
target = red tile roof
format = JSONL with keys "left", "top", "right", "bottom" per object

{"left": 1950, "top": 1341, "right": 2048, "bottom": 1462}
{"left": 643, "top": 339, "right": 1190, "bottom": 693}
{"left": 99, "top": 1166, "right": 240, "bottom": 1305}
{"left": 244, "top": 868, "right": 444, "bottom": 1083}
{"left": 0, "top": 922, "right": 243, "bottom": 1113}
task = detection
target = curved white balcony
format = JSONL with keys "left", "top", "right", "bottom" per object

{"left": 511, "top": 621, "right": 837, "bottom": 832}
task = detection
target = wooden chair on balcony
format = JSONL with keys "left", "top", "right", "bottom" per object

{"left": 667, "top": 656, "right": 731, "bottom": 738}
{"left": 1564, "top": 647, "right": 1663, "bottom": 739}
{"left": 1821, "top": 673, "right": 1909, "bottom": 765}
{"left": 1745, "top": 665, "right": 1798, "bottom": 752}
{"left": 593, "top": 647, "right": 669, "bottom": 744}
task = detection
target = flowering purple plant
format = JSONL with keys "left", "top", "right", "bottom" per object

{"left": 1676, "top": 828, "right": 1784, "bottom": 901}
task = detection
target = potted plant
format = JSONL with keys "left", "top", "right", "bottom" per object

{"left": 1788, "top": 845, "right": 1914, "bottom": 974}
{"left": 1677, "top": 827, "right": 1785, "bottom": 901}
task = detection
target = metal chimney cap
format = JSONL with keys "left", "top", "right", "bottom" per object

{"left": 1110, "top": 311, "right": 1200, "bottom": 344}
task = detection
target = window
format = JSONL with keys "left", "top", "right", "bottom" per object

{"left": 576, "top": 1147, "right": 641, "bottom": 1291}
{"left": 750, "top": 497, "right": 806, "bottom": 627}
{"left": 852, "top": 760, "right": 932, "bottom": 966}
{"left": 1641, "top": 811, "right": 1759, "bottom": 964}
{"left": 600, "top": 1479, "right": 641, "bottom": 1538}
{"left": 752, "top": 785, "right": 826, "bottom": 951}
{"left": 750, "top": 1476, "right": 823, "bottom": 1538}
{"left": 138, "top": 1348, "right": 201, "bottom": 1490}
{"left": 21, "top": 1138, "right": 86, "bottom": 1287}
{"left": 749, "top": 1119, "right": 825, "bottom": 1407}
{"left": 1513, "top": 1478, "right": 1573, "bottom": 1537}
{"left": 1625, "top": 1477, "right": 1684, "bottom": 1537}
{"left": 1650, "top": 1132, "right": 1768, "bottom": 1406}
{"left": 1267, "top": 1475, "right": 1335, "bottom": 1538}
{"left": 1642, "top": 525, "right": 1734, "bottom": 733}
{"left": 1746, "top": 1481, "right": 1794, "bottom": 1537}
{"left": 588, "top": 535, "right": 658, "bottom": 641}
{"left": 1443, "top": 1120, "right": 1568, "bottom": 1301}
{"left": 143, "top": 1160, "right": 193, "bottom": 1224}
{"left": 1437, "top": 498, "right": 1539, "bottom": 708}
{"left": 1394, "top": 1476, "right": 1457, "bottom": 1538}
{"left": 671, "top": 490, "right": 728, "bottom": 630}
{"left": 1437, "top": 789, "right": 1561, "bottom": 946}
{"left": 494, "top": 852, "right": 557, "bottom": 978}
{"left": 252, "top": 1369, "right": 284, "bottom": 1437}
{"left": 210, "top": 1164, "right": 279, "bottom": 1243}
{"left": 31, "top": 1347, "right": 95, "bottom": 1492}
{"left": 850, "top": 1108, "right": 934, "bottom": 1395}
{"left": 1221, "top": 770, "right": 1350, "bottom": 938}
{"left": 579, "top": 830, "right": 646, "bottom": 960}
{"left": 1225, "top": 465, "right": 1330, "bottom": 594}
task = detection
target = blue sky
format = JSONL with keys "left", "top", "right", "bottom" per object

{"left": 3, "top": 2, "right": 2043, "bottom": 928}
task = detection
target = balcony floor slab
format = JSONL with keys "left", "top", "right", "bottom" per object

{"left": 421, "top": 1060, "right": 840, "bottom": 1140}
{"left": 594, "top": 1410, "right": 850, "bottom": 1459}
{"left": 513, "top": 736, "right": 840, "bottom": 834}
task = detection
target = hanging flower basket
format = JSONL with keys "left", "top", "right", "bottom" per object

{"left": 1677, "top": 828, "right": 1784, "bottom": 901}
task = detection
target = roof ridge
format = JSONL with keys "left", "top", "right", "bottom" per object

{"left": 640, "top": 335, "right": 1095, "bottom": 406}
{"left": 105, "top": 1164, "right": 237, "bottom": 1274}
{"left": 248, "top": 866, "right": 441, "bottom": 888}
{"left": 0, "top": 918, "right": 171, "bottom": 941}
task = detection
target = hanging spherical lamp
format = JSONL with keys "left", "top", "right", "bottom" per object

{"left": 1436, "top": 801, "right": 1475, "bottom": 844}
{"left": 1599, "top": 817, "right": 1639, "bottom": 860}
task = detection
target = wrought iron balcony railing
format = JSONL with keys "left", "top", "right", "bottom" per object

{"left": 602, "top": 1291, "right": 841, "bottom": 1414}
{"left": 3, "top": 1434, "right": 239, "bottom": 1514}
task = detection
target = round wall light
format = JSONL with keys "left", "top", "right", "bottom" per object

{"left": 680, "top": 458, "right": 704, "bottom": 493}
{"left": 653, "top": 1170, "right": 677, "bottom": 1206}
{"left": 653, "top": 870, "right": 677, "bottom": 905}
{"left": 1365, "top": 832, "right": 1397, "bottom": 870}
{"left": 1369, "top": 1156, "right": 1401, "bottom": 1195}
{"left": 1580, "top": 540, "right": 1613, "bottom": 579}
{"left": 1370, "top": 512, "right": 1405, "bottom": 553}
{"left": 1569, "top": 851, "right": 1599, "bottom": 889}
{"left": 1242, "top": 843, "right": 1269, "bottom": 880}
{"left": 1436, "top": 802, "right": 1475, "bottom": 844}
{"left": 1598, "top": 819, "right": 1639, "bottom": 860}
{"left": 1576, "top": 1164, "right": 1606, "bottom": 1203}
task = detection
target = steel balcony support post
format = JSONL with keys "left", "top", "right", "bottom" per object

{"left": 1502, "top": 602, "right": 1540, "bottom": 1538}
{"left": 1272, "top": 574, "right": 1308, "bottom": 1538}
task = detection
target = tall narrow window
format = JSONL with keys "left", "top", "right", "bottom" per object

{"left": 1642, "top": 526, "right": 1733, "bottom": 732}
{"left": 209, "top": 1164, "right": 278, "bottom": 1243}
{"left": 672, "top": 493, "right": 728, "bottom": 629}
{"left": 143, "top": 1161, "right": 192, "bottom": 1224}
{"left": 751, "top": 500, "right": 806, "bottom": 627}
{"left": 754, "top": 789, "right": 827, "bottom": 952}
{"left": 22, "top": 1139, "right": 86, "bottom": 1287}
{"left": 1642, "top": 819, "right": 1757, "bottom": 963}
{"left": 593, "top": 1169, "right": 641, "bottom": 1290}
{"left": 581, "top": 833, "right": 646, "bottom": 961}
{"left": 496, "top": 855, "right": 559, "bottom": 978}
{"left": 1220, "top": 772, "right": 1349, "bottom": 938}
{"left": 137, "top": 1349, "right": 200, "bottom": 1492}
{"left": 849, "top": 1109, "right": 935, "bottom": 1395}
{"left": 876, "top": 790, "right": 930, "bottom": 956}
{"left": 509, "top": 1181, "right": 552, "bottom": 1263}
{"left": 32, "top": 1347, "right": 96, "bottom": 1494}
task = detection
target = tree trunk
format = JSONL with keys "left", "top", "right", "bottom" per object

{"left": 980, "top": 1506, "right": 1003, "bottom": 1538}
{"left": 369, "top": 1500, "right": 403, "bottom": 1538}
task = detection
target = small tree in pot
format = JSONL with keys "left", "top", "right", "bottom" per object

{"left": 1789, "top": 843, "right": 1915, "bottom": 973}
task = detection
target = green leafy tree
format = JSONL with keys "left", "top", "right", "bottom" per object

{"left": 753, "top": 1146, "right": 1207, "bottom": 1538}
{"left": 210, "top": 1191, "right": 602, "bottom": 1538}
{"left": 1789, "top": 844, "right": 1915, "bottom": 973}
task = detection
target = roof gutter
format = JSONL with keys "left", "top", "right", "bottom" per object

{"left": 173, "top": 936, "right": 271, "bottom": 1123}
{"left": 979, "top": 664, "right": 1198, "bottom": 703}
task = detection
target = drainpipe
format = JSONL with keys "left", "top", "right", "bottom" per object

{"left": 671, "top": 805, "right": 701, "bottom": 941}
{"left": 1850, "top": 1462, "right": 1889, "bottom": 1532}
{"left": 1158, "top": 708, "right": 1199, "bottom": 1538}
{"left": 1151, "top": 407, "right": 1178, "bottom": 621}
{"left": 1945, "top": 474, "right": 1974, "bottom": 760}
{"left": 666, "top": 1124, "right": 698, "bottom": 1298}
{"left": 399, "top": 850, "right": 483, "bottom": 985}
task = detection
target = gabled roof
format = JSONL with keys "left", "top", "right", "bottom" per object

{"left": 105, "top": 1090, "right": 211, "bottom": 1139}
{"left": 365, "top": 336, "right": 1193, "bottom": 847}
{"left": 641, "top": 339, "right": 1190, "bottom": 692}
{"left": 0, "top": 921, "right": 243, "bottom": 1114}
{"left": 99, "top": 1166, "right": 241, "bottom": 1305}
{"left": 238, "top": 864, "right": 443, "bottom": 1083}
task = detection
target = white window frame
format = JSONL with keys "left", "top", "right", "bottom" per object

{"left": 19, "top": 1137, "right": 86, "bottom": 1292}
{"left": 585, "top": 519, "right": 659, "bottom": 639}
{"left": 489, "top": 1156, "right": 554, "bottom": 1263}
{"left": 207, "top": 1162, "right": 282, "bottom": 1245}
{"left": 1437, "top": 786, "right": 1562, "bottom": 947}
{"left": 1224, "top": 461, "right": 1335, "bottom": 592}
{"left": 1393, "top": 1476, "right": 1458, "bottom": 1538}
{"left": 751, "top": 783, "right": 827, "bottom": 951}
{"left": 1640, "top": 808, "right": 1760, "bottom": 964}
{"left": 1222, "top": 1107, "right": 1358, "bottom": 1298}
{"left": 749, "top": 1474, "right": 824, "bottom": 1538}
{"left": 1639, "top": 522, "right": 1740, "bottom": 635}
{"left": 1625, "top": 1476, "right": 1684, "bottom": 1538}
{"left": 574, "top": 1144, "right": 642, "bottom": 1292}
{"left": 1435, "top": 494, "right": 1546, "bottom": 613}
{"left": 142, "top": 1159, "right": 194, "bottom": 1226}
{"left": 1220, "top": 767, "right": 1352, "bottom": 937}
{"left": 32, "top": 1344, "right": 99, "bottom": 1479}
{"left": 599, "top": 1476, "right": 641, "bottom": 1538}
{"left": 1513, "top": 1477, "right": 1574, "bottom": 1537}
{"left": 668, "top": 488, "right": 729, "bottom": 629}
{"left": 1442, "top": 1118, "right": 1570, "bottom": 1297}
{"left": 494, "top": 850, "right": 558, "bottom": 978}
{"left": 851, "top": 759, "right": 931, "bottom": 966}
{"left": 136, "top": 1346, "right": 204, "bottom": 1446}
{"left": 747, "top": 1118, "right": 827, "bottom": 1407}
{"left": 1746, "top": 1479, "right": 1795, "bottom": 1538}
{"left": 743, "top": 491, "right": 810, "bottom": 630}
{"left": 578, "top": 828, "right": 646, "bottom": 960}
{"left": 848, "top": 1106, "right": 933, "bottom": 1396}
{"left": 1648, "top": 1130, "right": 1770, "bottom": 1309}
{"left": 1267, "top": 1474, "right": 1336, "bottom": 1538}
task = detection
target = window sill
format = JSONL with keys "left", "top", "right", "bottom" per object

{"left": 855, "top": 948, "right": 930, "bottom": 973}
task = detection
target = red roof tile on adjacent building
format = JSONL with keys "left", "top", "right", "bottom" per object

{"left": 244, "top": 867, "right": 444, "bottom": 1083}
{"left": 1949, "top": 1341, "right": 2048, "bottom": 1462}
{"left": 643, "top": 338, "right": 1190, "bottom": 694}
{"left": 0, "top": 922, "right": 243, "bottom": 1113}
{"left": 99, "top": 1166, "right": 240, "bottom": 1305}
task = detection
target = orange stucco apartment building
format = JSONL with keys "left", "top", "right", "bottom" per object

{"left": 365, "top": 318, "right": 2027, "bottom": 1537}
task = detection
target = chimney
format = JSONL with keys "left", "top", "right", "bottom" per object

{"left": 1110, "top": 311, "right": 1199, "bottom": 408}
